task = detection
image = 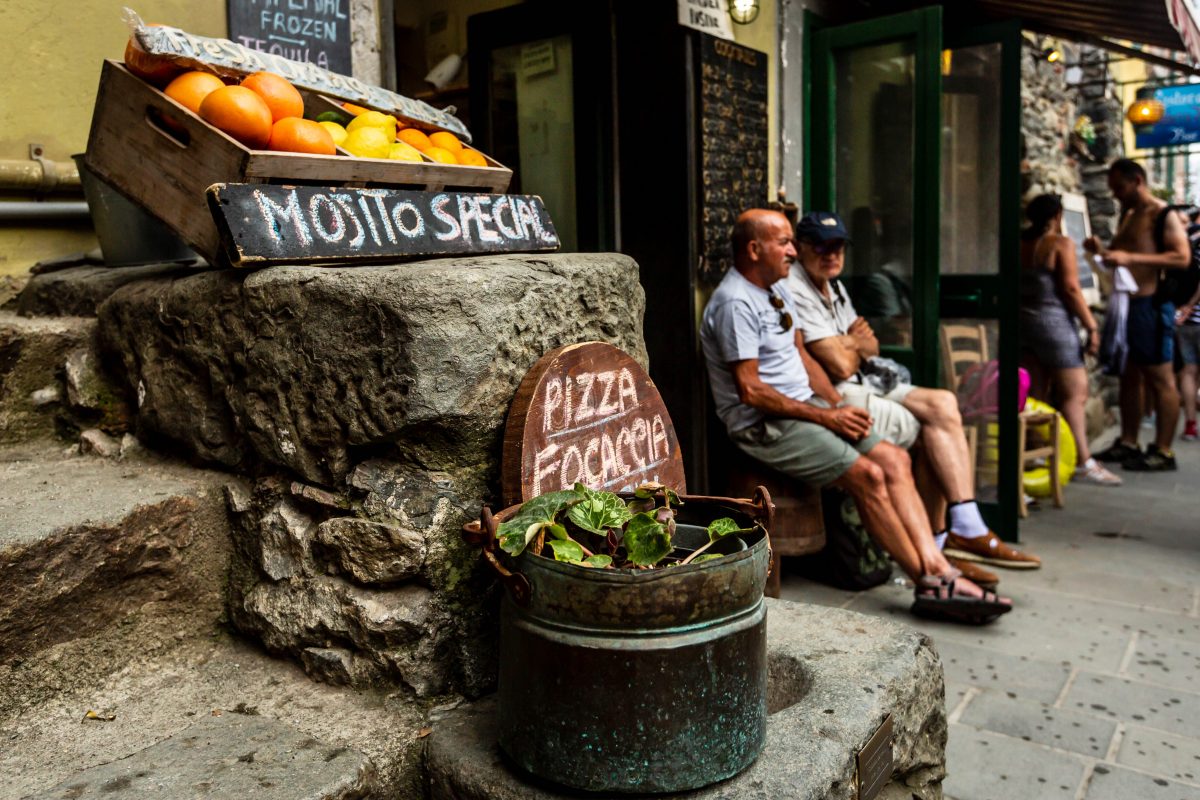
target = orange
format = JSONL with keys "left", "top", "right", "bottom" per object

{"left": 200, "top": 86, "right": 274, "bottom": 149}
{"left": 428, "top": 131, "right": 463, "bottom": 152}
{"left": 241, "top": 72, "right": 305, "bottom": 122}
{"left": 164, "top": 71, "right": 226, "bottom": 116}
{"left": 457, "top": 148, "right": 488, "bottom": 167}
{"left": 342, "top": 101, "right": 371, "bottom": 116}
{"left": 397, "top": 128, "right": 433, "bottom": 152}
{"left": 424, "top": 146, "right": 459, "bottom": 165}
{"left": 124, "top": 26, "right": 180, "bottom": 87}
{"left": 268, "top": 117, "right": 336, "bottom": 155}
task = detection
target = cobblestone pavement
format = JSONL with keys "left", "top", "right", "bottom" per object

{"left": 780, "top": 432, "right": 1200, "bottom": 800}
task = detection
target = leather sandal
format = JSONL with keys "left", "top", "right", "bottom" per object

{"left": 911, "top": 571, "right": 1012, "bottom": 625}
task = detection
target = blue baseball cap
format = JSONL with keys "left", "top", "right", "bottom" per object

{"left": 795, "top": 211, "right": 851, "bottom": 243}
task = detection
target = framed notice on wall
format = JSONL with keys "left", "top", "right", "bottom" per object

{"left": 1061, "top": 192, "right": 1101, "bottom": 307}
{"left": 697, "top": 34, "right": 768, "bottom": 285}
{"left": 227, "top": 0, "right": 353, "bottom": 76}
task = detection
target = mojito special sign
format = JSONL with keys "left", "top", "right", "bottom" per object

{"left": 207, "top": 184, "right": 559, "bottom": 266}
{"left": 1134, "top": 84, "right": 1200, "bottom": 148}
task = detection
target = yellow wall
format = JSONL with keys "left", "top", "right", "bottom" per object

{"left": 1, "top": 0, "right": 227, "bottom": 276}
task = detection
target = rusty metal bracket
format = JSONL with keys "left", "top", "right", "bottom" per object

{"left": 28, "top": 143, "right": 60, "bottom": 194}
{"left": 462, "top": 506, "right": 532, "bottom": 606}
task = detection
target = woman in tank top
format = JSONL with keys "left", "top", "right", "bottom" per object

{"left": 1019, "top": 194, "right": 1121, "bottom": 486}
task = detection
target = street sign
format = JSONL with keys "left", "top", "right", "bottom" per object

{"left": 1133, "top": 83, "right": 1200, "bottom": 148}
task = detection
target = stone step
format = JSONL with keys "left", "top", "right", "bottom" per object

{"left": 0, "top": 440, "right": 230, "bottom": 664}
{"left": 0, "top": 311, "right": 102, "bottom": 445}
{"left": 2, "top": 630, "right": 426, "bottom": 799}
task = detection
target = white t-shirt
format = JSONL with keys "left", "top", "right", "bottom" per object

{"left": 785, "top": 264, "right": 859, "bottom": 343}
{"left": 700, "top": 268, "right": 813, "bottom": 434}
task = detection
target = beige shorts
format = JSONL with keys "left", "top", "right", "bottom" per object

{"left": 838, "top": 382, "right": 920, "bottom": 449}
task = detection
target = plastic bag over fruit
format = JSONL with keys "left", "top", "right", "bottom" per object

{"left": 120, "top": 7, "right": 472, "bottom": 142}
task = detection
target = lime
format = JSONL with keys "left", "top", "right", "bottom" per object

{"left": 315, "top": 110, "right": 350, "bottom": 126}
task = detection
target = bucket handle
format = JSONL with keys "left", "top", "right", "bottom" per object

{"left": 462, "top": 507, "right": 532, "bottom": 607}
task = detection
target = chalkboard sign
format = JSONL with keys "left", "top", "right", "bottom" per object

{"left": 698, "top": 35, "right": 768, "bottom": 285}
{"left": 207, "top": 184, "right": 559, "bottom": 267}
{"left": 501, "top": 342, "right": 687, "bottom": 506}
{"left": 227, "top": 0, "right": 352, "bottom": 76}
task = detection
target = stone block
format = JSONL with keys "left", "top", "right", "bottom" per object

{"left": 944, "top": 723, "right": 1086, "bottom": 800}
{"left": 0, "top": 312, "right": 93, "bottom": 443}
{"left": 27, "top": 712, "right": 376, "bottom": 800}
{"left": 97, "top": 255, "right": 648, "bottom": 485}
{"left": 15, "top": 263, "right": 194, "bottom": 318}
{"left": 317, "top": 517, "right": 426, "bottom": 585}
{"left": 1065, "top": 672, "right": 1200, "bottom": 738}
{"left": 426, "top": 600, "right": 946, "bottom": 799}
{"left": 956, "top": 690, "right": 1116, "bottom": 758}
{"left": 1116, "top": 725, "right": 1200, "bottom": 784}
{"left": 1084, "top": 763, "right": 1198, "bottom": 800}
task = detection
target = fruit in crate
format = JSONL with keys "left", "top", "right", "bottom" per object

{"left": 396, "top": 128, "right": 432, "bottom": 152}
{"left": 424, "top": 146, "right": 458, "bottom": 165}
{"left": 268, "top": 117, "right": 336, "bottom": 155}
{"left": 318, "top": 120, "right": 348, "bottom": 147}
{"left": 458, "top": 148, "right": 488, "bottom": 167}
{"left": 347, "top": 110, "right": 397, "bottom": 141}
{"left": 164, "top": 71, "right": 226, "bottom": 115}
{"left": 241, "top": 72, "right": 305, "bottom": 122}
{"left": 200, "top": 86, "right": 274, "bottom": 149}
{"left": 429, "top": 131, "right": 462, "bottom": 152}
{"left": 388, "top": 141, "right": 424, "bottom": 162}
{"left": 342, "top": 127, "right": 391, "bottom": 159}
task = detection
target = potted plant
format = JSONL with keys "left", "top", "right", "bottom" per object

{"left": 464, "top": 482, "right": 774, "bottom": 794}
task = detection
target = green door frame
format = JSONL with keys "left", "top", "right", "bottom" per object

{"left": 940, "top": 19, "right": 1023, "bottom": 538}
{"left": 805, "top": 11, "right": 1026, "bottom": 540}
{"left": 807, "top": 6, "right": 944, "bottom": 386}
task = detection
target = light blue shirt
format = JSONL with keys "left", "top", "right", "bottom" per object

{"left": 700, "top": 268, "right": 813, "bottom": 434}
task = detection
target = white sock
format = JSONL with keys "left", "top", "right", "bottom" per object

{"left": 934, "top": 531, "right": 948, "bottom": 550}
{"left": 948, "top": 501, "right": 989, "bottom": 539}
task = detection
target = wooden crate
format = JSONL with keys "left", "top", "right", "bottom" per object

{"left": 84, "top": 60, "right": 512, "bottom": 265}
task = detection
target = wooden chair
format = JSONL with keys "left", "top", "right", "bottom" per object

{"left": 938, "top": 323, "right": 1064, "bottom": 517}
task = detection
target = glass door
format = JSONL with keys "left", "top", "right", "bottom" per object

{"left": 808, "top": 12, "right": 1023, "bottom": 539}
{"left": 809, "top": 7, "right": 943, "bottom": 383}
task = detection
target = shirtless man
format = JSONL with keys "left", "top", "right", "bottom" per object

{"left": 1087, "top": 159, "right": 1191, "bottom": 471}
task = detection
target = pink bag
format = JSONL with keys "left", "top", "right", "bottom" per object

{"left": 957, "top": 361, "right": 1029, "bottom": 420}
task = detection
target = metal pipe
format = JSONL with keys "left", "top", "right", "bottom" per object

{"left": 0, "top": 201, "right": 91, "bottom": 221}
{"left": 0, "top": 156, "right": 82, "bottom": 193}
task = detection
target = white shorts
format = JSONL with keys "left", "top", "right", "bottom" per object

{"left": 838, "top": 382, "right": 920, "bottom": 449}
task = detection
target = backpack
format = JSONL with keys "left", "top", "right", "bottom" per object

{"left": 955, "top": 360, "right": 1030, "bottom": 422}
{"left": 796, "top": 488, "right": 892, "bottom": 591}
{"left": 1152, "top": 210, "right": 1200, "bottom": 306}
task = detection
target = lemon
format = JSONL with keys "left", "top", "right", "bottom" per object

{"left": 388, "top": 141, "right": 424, "bottom": 162}
{"left": 342, "top": 127, "right": 391, "bottom": 159}
{"left": 318, "top": 120, "right": 348, "bottom": 147}
{"left": 346, "top": 110, "right": 397, "bottom": 140}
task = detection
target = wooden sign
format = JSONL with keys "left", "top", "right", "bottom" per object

{"left": 227, "top": 0, "right": 352, "bottom": 76}
{"left": 502, "top": 342, "right": 687, "bottom": 505}
{"left": 207, "top": 184, "right": 559, "bottom": 267}
{"left": 698, "top": 34, "right": 768, "bottom": 284}
{"left": 133, "top": 23, "right": 471, "bottom": 141}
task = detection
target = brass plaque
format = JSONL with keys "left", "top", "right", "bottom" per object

{"left": 856, "top": 713, "right": 894, "bottom": 800}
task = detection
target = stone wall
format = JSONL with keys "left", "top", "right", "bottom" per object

{"left": 1021, "top": 38, "right": 1082, "bottom": 201}
{"left": 97, "top": 254, "right": 648, "bottom": 698}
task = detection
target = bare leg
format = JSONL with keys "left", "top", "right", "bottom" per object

{"left": 901, "top": 387, "right": 974, "bottom": 503}
{"left": 1118, "top": 364, "right": 1143, "bottom": 446}
{"left": 1053, "top": 366, "right": 1092, "bottom": 464}
{"left": 1143, "top": 363, "right": 1181, "bottom": 450}
{"left": 1180, "top": 364, "right": 1198, "bottom": 424}
{"left": 830, "top": 458, "right": 924, "bottom": 578}
{"left": 912, "top": 445, "right": 946, "bottom": 531}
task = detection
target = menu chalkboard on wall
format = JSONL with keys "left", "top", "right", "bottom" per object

{"left": 698, "top": 35, "right": 768, "bottom": 285}
{"left": 227, "top": 0, "right": 353, "bottom": 76}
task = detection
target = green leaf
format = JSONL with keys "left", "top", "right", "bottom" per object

{"left": 706, "top": 517, "right": 751, "bottom": 543}
{"left": 496, "top": 490, "right": 581, "bottom": 556}
{"left": 583, "top": 554, "right": 613, "bottom": 568}
{"left": 623, "top": 512, "right": 673, "bottom": 567}
{"left": 547, "top": 523, "right": 570, "bottom": 541}
{"left": 692, "top": 554, "right": 725, "bottom": 564}
{"left": 548, "top": 539, "right": 585, "bottom": 563}
{"left": 568, "top": 484, "right": 632, "bottom": 534}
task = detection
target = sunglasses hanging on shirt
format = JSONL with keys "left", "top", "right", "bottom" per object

{"left": 769, "top": 294, "right": 793, "bottom": 332}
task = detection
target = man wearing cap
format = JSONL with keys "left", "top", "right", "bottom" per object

{"left": 787, "top": 211, "right": 1041, "bottom": 572}
{"left": 700, "top": 208, "right": 1011, "bottom": 623}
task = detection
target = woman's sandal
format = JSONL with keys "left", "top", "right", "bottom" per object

{"left": 910, "top": 570, "right": 1012, "bottom": 625}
